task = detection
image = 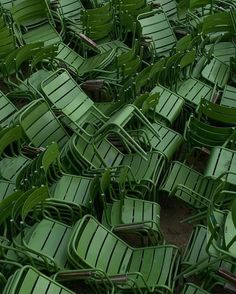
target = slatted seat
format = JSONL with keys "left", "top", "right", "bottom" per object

{"left": 177, "top": 77, "right": 213, "bottom": 108}
{"left": 67, "top": 215, "right": 180, "bottom": 293}
{"left": 205, "top": 42, "right": 236, "bottom": 65}
{"left": 10, "top": 0, "right": 61, "bottom": 46}
{"left": 201, "top": 57, "right": 230, "bottom": 88}
{"left": 204, "top": 146, "right": 236, "bottom": 186}
{"left": 73, "top": 133, "right": 165, "bottom": 186}
{"left": 131, "top": 122, "right": 183, "bottom": 161}
{"left": 160, "top": 161, "right": 219, "bottom": 209}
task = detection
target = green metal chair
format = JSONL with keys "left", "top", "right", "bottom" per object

{"left": 95, "top": 170, "right": 164, "bottom": 246}
{"left": 127, "top": 121, "right": 183, "bottom": 161}
{"left": 180, "top": 225, "right": 233, "bottom": 279}
{"left": 56, "top": 0, "right": 84, "bottom": 23}
{"left": 56, "top": 42, "right": 116, "bottom": 79}
{"left": 201, "top": 57, "right": 230, "bottom": 88}
{"left": 10, "top": 187, "right": 75, "bottom": 272}
{"left": 40, "top": 69, "right": 108, "bottom": 134}
{"left": 137, "top": 9, "right": 177, "bottom": 59}
{"left": 16, "top": 142, "right": 61, "bottom": 190}
{"left": 67, "top": 214, "right": 180, "bottom": 293}
{"left": 60, "top": 129, "right": 166, "bottom": 200}
{"left": 10, "top": 0, "right": 62, "bottom": 45}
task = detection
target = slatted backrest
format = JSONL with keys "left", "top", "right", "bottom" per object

{"left": 0, "top": 125, "right": 23, "bottom": 156}
{"left": 55, "top": 43, "right": 84, "bottom": 73}
{"left": 198, "top": 98, "right": 236, "bottom": 125}
{"left": 72, "top": 215, "right": 133, "bottom": 275}
{"left": 187, "top": 115, "right": 235, "bottom": 148}
{"left": 137, "top": 9, "right": 176, "bottom": 55}
{"left": 0, "top": 180, "right": 15, "bottom": 201}
{"left": 12, "top": 266, "right": 74, "bottom": 294}
{"left": 26, "top": 218, "right": 71, "bottom": 268}
{"left": 200, "top": 11, "right": 235, "bottom": 35}
{"left": 11, "top": 0, "right": 49, "bottom": 26}
{"left": 19, "top": 99, "right": 69, "bottom": 148}
{"left": 177, "top": 78, "right": 213, "bottom": 107}
{"left": 82, "top": 2, "right": 113, "bottom": 25}
{"left": 50, "top": 175, "right": 93, "bottom": 207}
{"left": 221, "top": 84, "right": 236, "bottom": 108}
{"left": 0, "top": 91, "right": 17, "bottom": 124}
{"left": 41, "top": 69, "right": 99, "bottom": 126}
{"left": 73, "top": 134, "right": 123, "bottom": 169}
{"left": 57, "top": 0, "right": 84, "bottom": 21}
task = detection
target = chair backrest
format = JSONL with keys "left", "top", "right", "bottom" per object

{"left": 57, "top": 0, "right": 84, "bottom": 21}
{"left": 0, "top": 90, "right": 17, "bottom": 125}
{"left": 198, "top": 97, "right": 236, "bottom": 125}
{"left": 11, "top": 0, "right": 50, "bottom": 27}
{"left": 199, "top": 11, "right": 236, "bottom": 35}
{"left": 185, "top": 115, "right": 235, "bottom": 148}
{"left": 3, "top": 266, "right": 75, "bottom": 294}
{"left": 137, "top": 9, "right": 176, "bottom": 56}
{"left": 0, "top": 27, "right": 16, "bottom": 60}
{"left": 72, "top": 133, "right": 124, "bottom": 169}
{"left": 18, "top": 99, "right": 69, "bottom": 148}
{"left": 0, "top": 125, "right": 23, "bottom": 157}
{"left": 41, "top": 69, "right": 103, "bottom": 126}
{"left": 69, "top": 215, "right": 132, "bottom": 275}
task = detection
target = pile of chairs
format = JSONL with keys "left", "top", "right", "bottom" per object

{"left": 0, "top": 0, "right": 236, "bottom": 293}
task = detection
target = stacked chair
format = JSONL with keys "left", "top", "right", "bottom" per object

{"left": 0, "top": 0, "right": 235, "bottom": 293}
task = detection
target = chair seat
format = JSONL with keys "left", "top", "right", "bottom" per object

{"left": 23, "top": 24, "right": 61, "bottom": 45}
{"left": 145, "top": 122, "right": 183, "bottom": 160}
{"left": 177, "top": 78, "right": 213, "bottom": 108}
{"left": 160, "top": 161, "right": 215, "bottom": 209}
{"left": 201, "top": 57, "right": 230, "bottom": 88}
